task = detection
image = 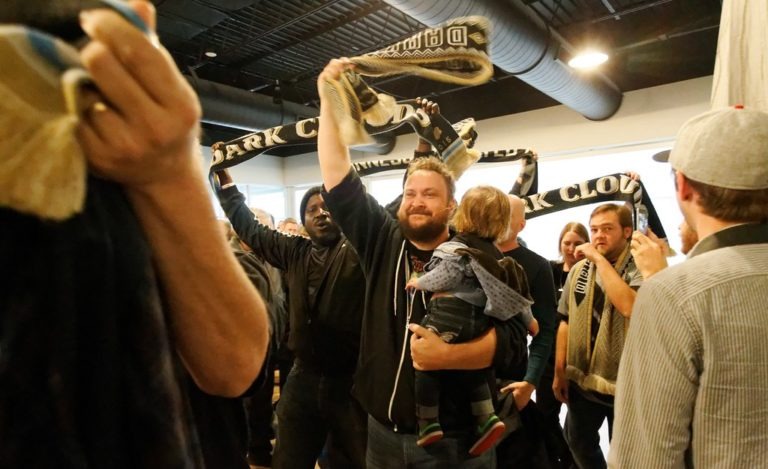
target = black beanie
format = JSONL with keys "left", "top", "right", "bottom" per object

{"left": 299, "top": 186, "right": 324, "bottom": 224}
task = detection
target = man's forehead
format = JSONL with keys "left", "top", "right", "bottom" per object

{"left": 590, "top": 212, "right": 619, "bottom": 226}
{"left": 306, "top": 193, "right": 324, "bottom": 206}
{"left": 405, "top": 170, "right": 446, "bottom": 190}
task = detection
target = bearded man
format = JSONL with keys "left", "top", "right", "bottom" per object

{"left": 552, "top": 203, "right": 643, "bottom": 469}
{"left": 315, "top": 59, "right": 528, "bottom": 468}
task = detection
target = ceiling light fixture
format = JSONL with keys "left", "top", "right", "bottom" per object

{"left": 568, "top": 50, "right": 609, "bottom": 70}
{"left": 204, "top": 50, "right": 218, "bottom": 58}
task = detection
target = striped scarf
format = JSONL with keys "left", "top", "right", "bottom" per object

{"left": 566, "top": 243, "right": 633, "bottom": 396}
{"left": 210, "top": 16, "right": 493, "bottom": 180}
{"left": 319, "top": 15, "right": 492, "bottom": 147}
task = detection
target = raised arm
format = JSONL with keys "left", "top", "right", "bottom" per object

{"left": 215, "top": 169, "right": 305, "bottom": 270}
{"left": 77, "top": 2, "right": 268, "bottom": 397}
{"left": 576, "top": 244, "right": 638, "bottom": 318}
{"left": 317, "top": 59, "right": 355, "bottom": 191}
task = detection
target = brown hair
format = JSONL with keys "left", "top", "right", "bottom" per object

{"left": 590, "top": 203, "right": 633, "bottom": 231}
{"left": 557, "top": 221, "right": 589, "bottom": 254}
{"left": 451, "top": 186, "right": 511, "bottom": 240}
{"left": 684, "top": 175, "right": 768, "bottom": 223}
{"left": 405, "top": 156, "right": 456, "bottom": 200}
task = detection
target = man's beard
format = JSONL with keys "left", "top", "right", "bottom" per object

{"left": 397, "top": 209, "right": 449, "bottom": 245}
{"left": 600, "top": 240, "right": 628, "bottom": 262}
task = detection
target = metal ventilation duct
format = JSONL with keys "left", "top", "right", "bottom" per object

{"left": 186, "top": 77, "right": 318, "bottom": 132}
{"left": 187, "top": 77, "right": 394, "bottom": 154}
{"left": 384, "top": 0, "right": 623, "bottom": 120}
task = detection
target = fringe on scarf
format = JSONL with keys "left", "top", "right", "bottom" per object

{"left": 0, "top": 26, "right": 88, "bottom": 221}
{"left": 319, "top": 16, "right": 492, "bottom": 147}
{"left": 0, "top": 2, "right": 151, "bottom": 221}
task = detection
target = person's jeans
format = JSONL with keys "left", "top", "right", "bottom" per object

{"left": 243, "top": 365, "right": 275, "bottom": 466}
{"left": 366, "top": 415, "right": 496, "bottom": 469}
{"left": 416, "top": 297, "right": 494, "bottom": 424}
{"left": 563, "top": 384, "right": 613, "bottom": 469}
{"left": 495, "top": 402, "right": 554, "bottom": 469}
{"left": 535, "top": 359, "right": 574, "bottom": 468}
{"left": 272, "top": 362, "right": 367, "bottom": 469}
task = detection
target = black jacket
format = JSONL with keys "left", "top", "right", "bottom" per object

{"left": 218, "top": 186, "right": 364, "bottom": 375}
{"left": 323, "top": 170, "right": 528, "bottom": 434}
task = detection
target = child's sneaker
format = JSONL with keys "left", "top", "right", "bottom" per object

{"left": 468, "top": 415, "right": 505, "bottom": 456}
{"left": 416, "top": 421, "right": 444, "bottom": 447}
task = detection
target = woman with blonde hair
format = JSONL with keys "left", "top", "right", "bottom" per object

{"left": 406, "top": 185, "right": 537, "bottom": 456}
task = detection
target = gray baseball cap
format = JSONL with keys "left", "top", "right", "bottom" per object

{"left": 668, "top": 106, "right": 768, "bottom": 190}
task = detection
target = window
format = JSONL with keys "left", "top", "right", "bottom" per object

{"left": 359, "top": 146, "right": 684, "bottom": 264}
{"left": 210, "top": 184, "right": 285, "bottom": 223}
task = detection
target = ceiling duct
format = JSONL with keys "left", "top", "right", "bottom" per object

{"left": 187, "top": 77, "right": 394, "bottom": 154}
{"left": 186, "top": 76, "right": 317, "bottom": 131}
{"left": 384, "top": 0, "right": 623, "bottom": 120}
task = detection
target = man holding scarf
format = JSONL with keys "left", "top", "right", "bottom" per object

{"left": 552, "top": 203, "right": 643, "bottom": 469}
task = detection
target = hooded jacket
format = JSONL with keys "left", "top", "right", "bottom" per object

{"left": 323, "top": 170, "right": 528, "bottom": 433}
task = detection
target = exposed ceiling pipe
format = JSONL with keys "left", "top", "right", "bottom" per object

{"left": 186, "top": 76, "right": 395, "bottom": 154}
{"left": 383, "top": 0, "right": 623, "bottom": 120}
{"left": 186, "top": 76, "right": 317, "bottom": 132}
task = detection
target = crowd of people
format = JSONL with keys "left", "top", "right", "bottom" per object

{"left": 2, "top": 2, "right": 767, "bottom": 469}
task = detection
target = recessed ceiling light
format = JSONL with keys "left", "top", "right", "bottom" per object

{"left": 204, "top": 50, "right": 218, "bottom": 58}
{"left": 568, "top": 50, "right": 608, "bottom": 70}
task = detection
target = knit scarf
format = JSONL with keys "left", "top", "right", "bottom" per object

{"left": 521, "top": 172, "right": 667, "bottom": 238}
{"left": 565, "top": 243, "right": 633, "bottom": 396}
{"left": 0, "top": 1, "right": 151, "bottom": 221}
{"left": 319, "top": 15, "right": 492, "bottom": 147}
{"left": 210, "top": 16, "right": 492, "bottom": 179}
{"left": 353, "top": 148, "right": 538, "bottom": 193}
{"left": 0, "top": 26, "right": 89, "bottom": 220}
{"left": 210, "top": 104, "right": 481, "bottom": 179}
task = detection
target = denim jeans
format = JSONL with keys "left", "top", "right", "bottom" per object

{"left": 535, "top": 359, "right": 574, "bottom": 468}
{"left": 366, "top": 415, "right": 496, "bottom": 469}
{"left": 564, "top": 384, "right": 613, "bottom": 469}
{"left": 416, "top": 297, "right": 494, "bottom": 423}
{"left": 272, "top": 362, "right": 367, "bottom": 469}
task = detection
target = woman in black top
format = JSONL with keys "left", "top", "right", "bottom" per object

{"left": 550, "top": 222, "right": 589, "bottom": 302}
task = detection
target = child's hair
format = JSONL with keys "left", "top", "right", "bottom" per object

{"left": 451, "top": 186, "right": 511, "bottom": 241}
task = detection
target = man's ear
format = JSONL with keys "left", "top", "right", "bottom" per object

{"left": 675, "top": 171, "right": 695, "bottom": 203}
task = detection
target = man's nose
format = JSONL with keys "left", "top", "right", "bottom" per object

{"left": 411, "top": 195, "right": 426, "bottom": 207}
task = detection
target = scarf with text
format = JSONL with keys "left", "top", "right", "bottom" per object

{"left": 210, "top": 16, "right": 492, "bottom": 177}
{"left": 319, "top": 16, "right": 492, "bottom": 147}
{"left": 210, "top": 103, "right": 479, "bottom": 175}
{"left": 520, "top": 172, "right": 666, "bottom": 238}
{"left": 565, "top": 243, "right": 633, "bottom": 396}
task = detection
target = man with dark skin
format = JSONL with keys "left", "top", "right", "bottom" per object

{"left": 215, "top": 168, "right": 367, "bottom": 469}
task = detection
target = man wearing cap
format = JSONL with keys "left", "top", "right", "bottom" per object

{"left": 609, "top": 106, "right": 768, "bottom": 468}
{"left": 215, "top": 170, "right": 367, "bottom": 468}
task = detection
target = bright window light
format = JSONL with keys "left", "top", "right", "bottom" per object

{"left": 568, "top": 50, "right": 609, "bottom": 70}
